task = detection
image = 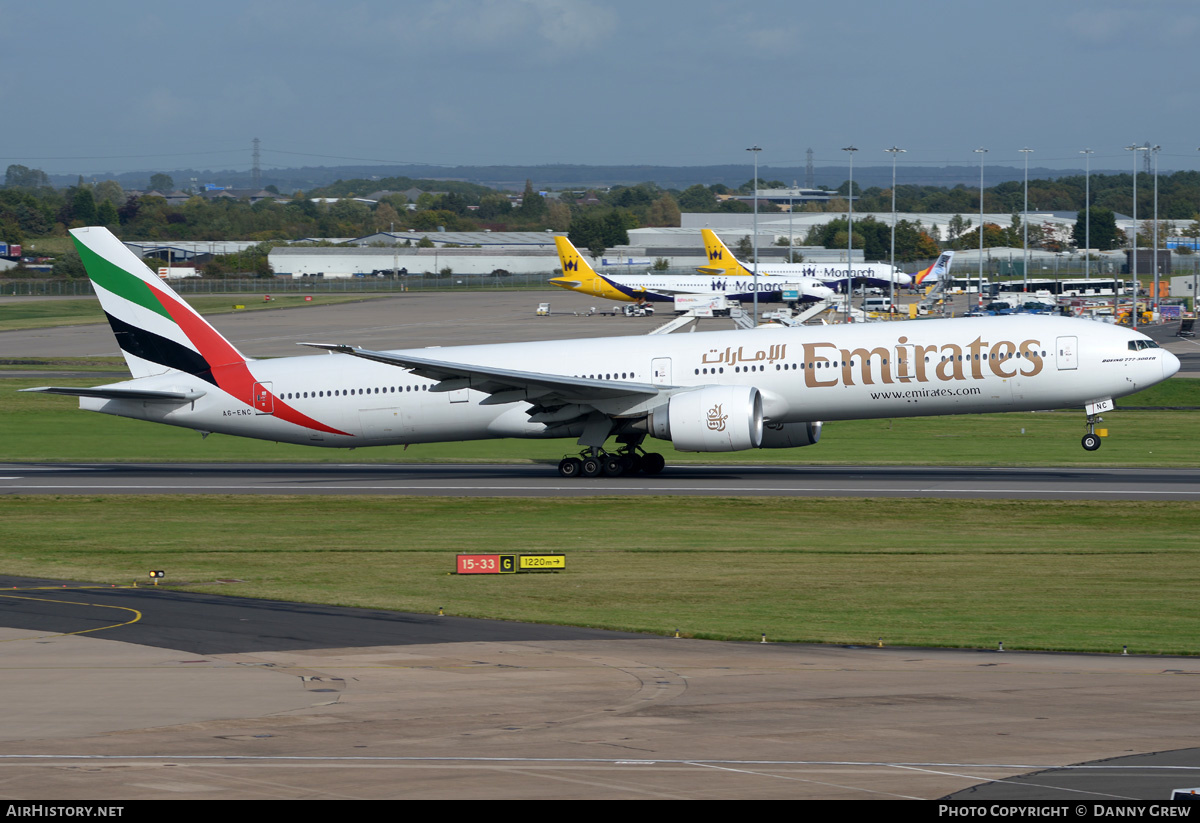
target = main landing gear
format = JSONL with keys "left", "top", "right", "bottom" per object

{"left": 1082, "top": 413, "right": 1103, "bottom": 451}
{"left": 557, "top": 444, "right": 666, "bottom": 478}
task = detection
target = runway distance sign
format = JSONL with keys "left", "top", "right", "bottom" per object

{"left": 519, "top": 555, "right": 566, "bottom": 571}
{"left": 456, "top": 554, "right": 516, "bottom": 574}
{"left": 454, "top": 554, "right": 564, "bottom": 574}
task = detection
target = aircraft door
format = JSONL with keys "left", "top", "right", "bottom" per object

{"left": 252, "top": 382, "right": 274, "bottom": 414}
{"left": 1056, "top": 336, "right": 1078, "bottom": 370}
{"left": 894, "top": 344, "right": 917, "bottom": 381}
{"left": 651, "top": 357, "right": 672, "bottom": 386}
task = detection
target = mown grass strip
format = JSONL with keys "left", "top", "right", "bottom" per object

{"left": 0, "top": 295, "right": 386, "bottom": 332}
{"left": 2, "top": 495, "right": 1196, "bottom": 654}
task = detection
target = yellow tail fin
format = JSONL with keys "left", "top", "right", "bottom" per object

{"left": 552, "top": 235, "right": 597, "bottom": 281}
{"left": 698, "top": 229, "right": 743, "bottom": 275}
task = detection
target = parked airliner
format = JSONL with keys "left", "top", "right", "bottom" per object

{"left": 25, "top": 227, "right": 1179, "bottom": 478}
{"left": 698, "top": 229, "right": 914, "bottom": 290}
{"left": 915, "top": 251, "right": 956, "bottom": 286}
{"left": 549, "top": 236, "right": 834, "bottom": 306}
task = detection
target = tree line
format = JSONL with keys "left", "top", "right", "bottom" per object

{"left": 3, "top": 163, "right": 1199, "bottom": 276}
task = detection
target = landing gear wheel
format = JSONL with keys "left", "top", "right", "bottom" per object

{"left": 640, "top": 452, "right": 666, "bottom": 475}
{"left": 601, "top": 456, "right": 625, "bottom": 476}
{"left": 1081, "top": 433, "right": 1101, "bottom": 451}
{"left": 558, "top": 457, "right": 582, "bottom": 477}
{"left": 580, "top": 457, "right": 602, "bottom": 477}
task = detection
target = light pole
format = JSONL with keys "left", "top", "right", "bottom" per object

{"left": 1020, "top": 148, "right": 1033, "bottom": 294}
{"left": 1080, "top": 149, "right": 1093, "bottom": 279}
{"left": 842, "top": 145, "right": 858, "bottom": 320}
{"left": 885, "top": 146, "right": 905, "bottom": 312}
{"left": 1125, "top": 144, "right": 1149, "bottom": 331}
{"left": 975, "top": 148, "right": 987, "bottom": 309}
{"left": 747, "top": 145, "right": 762, "bottom": 323}
{"left": 1152, "top": 144, "right": 1161, "bottom": 318}
{"left": 788, "top": 182, "right": 794, "bottom": 263}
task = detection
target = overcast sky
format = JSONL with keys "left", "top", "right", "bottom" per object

{"left": 4, "top": 0, "right": 1199, "bottom": 178}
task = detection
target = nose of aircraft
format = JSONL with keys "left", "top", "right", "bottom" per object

{"left": 1163, "top": 349, "right": 1181, "bottom": 380}
{"left": 896, "top": 273, "right": 913, "bottom": 286}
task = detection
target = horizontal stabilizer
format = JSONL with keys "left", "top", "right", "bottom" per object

{"left": 20, "top": 386, "right": 206, "bottom": 402}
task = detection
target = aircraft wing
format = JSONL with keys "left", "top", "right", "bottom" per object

{"left": 299, "top": 343, "right": 667, "bottom": 406}
{"left": 20, "top": 386, "right": 206, "bottom": 402}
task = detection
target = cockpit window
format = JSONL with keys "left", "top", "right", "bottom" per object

{"left": 1127, "top": 339, "right": 1160, "bottom": 351}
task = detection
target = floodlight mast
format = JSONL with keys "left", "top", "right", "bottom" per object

{"left": 747, "top": 145, "right": 762, "bottom": 324}
{"left": 1080, "top": 149, "right": 1093, "bottom": 279}
{"left": 975, "top": 148, "right": 987, "bottom": 308}
{"left": 842, "top": 146, "right": 858, "bottom": 320}
{"left": 1152, "top": 144, "right": 1161, "bottom": 318}
{"left": 1126, "top": 144, "right": 1149, "bottom": 331}
{"left": 885, "top": 146, "right": 906, "bottom": 312}
{"left": 1020, "top": 148, "right": 1033, "bottom": 294}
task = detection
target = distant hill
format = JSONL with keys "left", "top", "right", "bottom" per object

{"left": 49, "top": 163, "right": 1137, "bottom": 194}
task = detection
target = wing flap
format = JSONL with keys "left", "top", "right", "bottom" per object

{"left": 299, "top": 343, "right": 665, "bottom": 405}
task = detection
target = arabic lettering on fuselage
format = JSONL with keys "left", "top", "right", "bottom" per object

{"left": 701, "top": 344, "right": 788, "bottom": 367}
{"left": 699, "top": 335, "right": 1046, "bottom": 387}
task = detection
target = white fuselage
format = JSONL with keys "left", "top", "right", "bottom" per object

{"left": 724, "top": 261, "right": 912, "bottom": 288}
{"left": 567, "top": 270, "right": 834, "bottom": 304}
{"left": 83, "top": 316, "right": 1176, "bottom": 448}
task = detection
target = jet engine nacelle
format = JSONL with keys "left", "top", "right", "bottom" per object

{"left": 759, "top": 420, "right": 822, "bottom": 449}
{"left": 649, "top": 386, "right": 763, "bottom": 452}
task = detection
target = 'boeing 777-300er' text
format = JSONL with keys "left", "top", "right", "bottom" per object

{"left": 24, "top": 227, "right": 1179, "bottom": 478}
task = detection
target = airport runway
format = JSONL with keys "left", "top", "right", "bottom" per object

{"left": 3, "top": 575, "right": 1199, "bottom": 801}
{"left": 4, "top": 461, "right": 1200, "bottom": 500}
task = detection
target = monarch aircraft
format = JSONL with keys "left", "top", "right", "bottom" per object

{"left": 698, "top": 229, "right": 914, "bottom": 291}
{"left": 549, "top": 236, "right": 834, "bottom": 306}
{"left": 24, "top": 227, "right": 1180, "bottom": 478}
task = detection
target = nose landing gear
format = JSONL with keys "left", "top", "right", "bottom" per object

{"left": 1082, "top": 414, "right": 1103, "bottom": 451}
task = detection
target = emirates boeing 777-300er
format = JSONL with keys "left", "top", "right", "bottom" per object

{"left": 24, "top": 227, "right": 1179, "bottom": 478}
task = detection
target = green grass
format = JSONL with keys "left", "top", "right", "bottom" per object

{"left": 0, "top": 294, "right": 386, "bottom": 332}
{"left": 2, "top": 495, "right": 1197, "bottom": 654}
{"left": 0, "top": 357, "right": 127, "bottom": 372}
{"left": 1119, "top": 377, "right": 1200, "bottom": 407}
{"left": 17, "top": 238, "right": 72, "bottom": 256}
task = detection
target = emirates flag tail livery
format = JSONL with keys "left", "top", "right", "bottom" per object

{"left": 698, "top": 228, "right": 914, "bottom": 290}
{"left": 25, "top": 227, "right": 1180, "bottom": 478}
{"left": 548, "top": 236, "right": 833, "bottom": 305}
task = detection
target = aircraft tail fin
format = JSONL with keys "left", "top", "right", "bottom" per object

{"left": 70, "top": 226, "right": 248, "bottom": 381}
{"left": 914, "top": 250, "right": 955, "bottom": 286}
{"left": 550, "top": 235, "right": 600, "bottom": 288}
{"left": 697, "top": 229, "right": 745, "bottom": 275}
